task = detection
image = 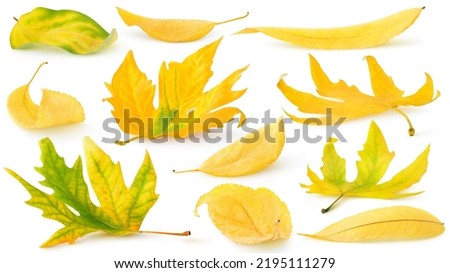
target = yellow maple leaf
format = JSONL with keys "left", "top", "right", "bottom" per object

{"left": 7, "top": 62, "right": 85, "bottom": 129}
{"left": 174, "top": 117, "right": 285, "bottom": 177}
{"left": 105, "top": 38, "right": 248, "bottom": 142}
{"left": 117, "top": 7, "right": 248, "bottom": 42}
{"left": 300, "top": 206, "right": 444, "bottom": 242}
{"left": 278, "top": 54, "right": 440, "bottom": 136}
{"left": 302, "top": 122, "right": 429, "bottom": 213}
{"left": 195, "top": 184, "right": 292, "bottom": 244}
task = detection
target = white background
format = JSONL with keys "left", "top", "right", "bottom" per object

{"left": 1, "top": 0, "right": 449, "bottom": 272}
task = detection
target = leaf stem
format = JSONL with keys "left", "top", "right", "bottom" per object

{"left": 321, "top": 194, "right": 344, "bottom": 214}
{"left": 29, "top": 62, "right": 48, "bottom": 85}
{"left": 139, "top": 230, "right": 191, "bottom": 236}
{"left": 216, "top": 11, "right": 249, "bottom": 25}
{"left": 172, "top": 169, "right": 199, "bottom": 174}
{"left": 115, "top": 136, "right": 141, "bottom": 146}
{"left": 392, "top": 108, "right": 415, "bottom": 136}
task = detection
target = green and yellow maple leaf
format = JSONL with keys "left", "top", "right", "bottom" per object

{"left": 5, "top": 137, "right": 159, "bottom": 247}
{"left": 104, "top": 38, "right": 248, "bottom": 142}
{"left": 301, "top": 121, "right": 430, "bottom": 213}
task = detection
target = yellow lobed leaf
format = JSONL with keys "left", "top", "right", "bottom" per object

{"left": 117, "top": 8, "right": 248, "bottom": 42}
{"left": 7, "top": 63, "right": 84, "bottom": 129}
{"left": 175, "top": 117, "right": 285, "bottom": 177}
{"left": 236, "top": 7, "right": 423, "bottom": 49}
{"left": 105, "top": 38, "right": 248, "bottom": 140}
{"left": 300, "top": 206, "right": 444, "bottom": 242}
{"left": 278, "top": 54, "right": 440, "bottom": 135}
{"left": 195, "top": 184, "right": 292, "bottom": 244}
{"left": 302, "top": 122, "right": 429, "bottom": 213}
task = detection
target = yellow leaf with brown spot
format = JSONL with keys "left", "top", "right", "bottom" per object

{"left": 300, "top": 206, "right": 444, "bottom": 242}
{"left": 7, "top": 63, "right": 84, "bottom": 129}
{"left": 175, "top": 117, "right": 285, "bottom": 177}
{"left": 195, "top": 184, "right": 292, "bottom": 244}
{"left": 117, "top": 7, "right": 248, "bottom": 42}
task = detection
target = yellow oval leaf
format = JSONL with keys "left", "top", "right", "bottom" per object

{"left": 300, "top": 206, "right": 444, "bottom": 242}
{"left": 236, "top": 7, "right": 423, "bottom": 49}
{"left": 195, "top": 184, "right": 292, "bottom": 244}
{"left": 175, "top": 117, "right": 285, "bottom": 177}
{"left": 7, "top": 63, "right": 85, "bottom": 129}
{"left": 117, "top": 7, "right": 249, "bottom": 42}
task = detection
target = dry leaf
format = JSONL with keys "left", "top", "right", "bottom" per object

{"left": 117, "top": 8, "right": 248, "bottom": 42}
{"left": 302, "top": 122, "right": 429, "bottom": 213}
{"left": 105, "top": 38, "right": 247, "bottom": 142}
{"left": 195, "top": 184, "right": 292, "bottom": 244}
{"left": 11, "top": 7, "right": 117, "bottom": 54}
{"left": 7, "top": 62, "right": 84, "bottom": 129}
{"left": 174, "top": 117, "right": 285, "bottom": 177}
{"left": 300, "top": 206, "right": 444, "bottom": 242}
{"left": 278, "top": 54, "right": 440, "bottom": 136}
{"left": 236, "top": 7, "right": 423, "bottom": 49}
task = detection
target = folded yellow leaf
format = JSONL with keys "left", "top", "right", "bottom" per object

{"left": 195, "top": 184, "right": 292, "bottom": 244}
{"left": 117, "top": 7, "right": 248, "bottom": 42}
{"left": 279, "top": 54, "right": 440, "bottom": 136}
{"left": 236, "top": 7, "right": 424, "bottom": 49}
{"left": 7, "top": 63, "right": 84, "bottom": 129}
{"left": 300, "top": 206, "right": 444, "bottom": 242}
{"left": 175, "top": 117, "right": 285, "bottom": 177}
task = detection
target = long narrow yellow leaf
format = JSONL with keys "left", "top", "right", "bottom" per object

{"left": 300, "top": 206, "right": 444, "bottom": 242}
{"left": 236, "top": 7, "right": 424, "bottom": 49}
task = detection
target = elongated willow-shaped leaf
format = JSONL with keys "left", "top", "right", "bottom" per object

{"left": 300, "top": 206, "right": 444, "bottom": 242}
{"left": 236, "top": 7, "right": 424, "bottom": 49}
{"left": 11, "top": 7, "right": 117, "bottom": 54}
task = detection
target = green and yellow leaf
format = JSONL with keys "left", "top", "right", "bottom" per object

{"left": 302, "top": 122, "right": 430, "bottom": 213}
{"left": 11, "top": 7, "right": 117, "bottom": 54}
{"left": 5, "top": 137, "right": 158, "bottom": 247}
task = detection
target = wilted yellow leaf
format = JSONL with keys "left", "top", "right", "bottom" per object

{"left": 7, "top": 62, "right": 84, "bottom": 129}
{"left": 195, "top": 184, "right": 292, "bottom": 244}
{"left": 117, "top": 7, "right": 248, "bottom": 42}
{"left": 175, "top": 118, "right": 285, "bottom": 177}
{"left": 300, "top": 206, "right": 444, "bottom": 242}
{"left": 278, "top": 55, "right": 440, "bottom": 136}
{"left": 236, "top": 7, "right": 423, "bottom": 49}
{"left": 105, "top": 38, "right": 247, "bottom": 141}
{"left": 302, "top": 122, "right": 429, "bottom": 213}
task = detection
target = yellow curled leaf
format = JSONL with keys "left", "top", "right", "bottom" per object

{"left": 236, "top": 7, "right": 424, "bottom": 49}
{"left": 300, "top": 206, "right": 445, "bottom": 242}
{"left": 7, "top": 62, "right": 85, "bottom": 129}
{"left": 11, "top": 7, "right": 117, "bottom": 54}
{"left": 117, "top": 7, "right": 249, "bottom": 42}
{"left": 175, "top": 117, "right": 285, "bottom": 177}
{"left": 195, "top": 184, "right": 292, "bottom": 244}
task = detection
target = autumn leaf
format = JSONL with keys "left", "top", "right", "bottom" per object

{"left": 174, "top": 117, "right": 285, "bottom": 177}
{"left": 236, "top": 7, "right": 424, "bottom": 49}
{"left": 11, "top": 7, "right": 117, "bottom": 54}
{"left": 7, "top": 62, "right": 85, "bottom": 129}
{"left": 195, "top": 184, "right": 291, "bottom": 244}
{"left": 105, "top": 38, "right": 248, "bottom": 142}
{"left": 117, "top": 7, "right": 249, "bottom": 42}
{"left": 5, "top": 137, "right": 189, "bottom": 247}
{"left": 300, "top": 206, "right": 444, "bottom": 242}
{"left": 278, "top": 54, "right": 440, "bottom": 136}
{"left": 302, "top": 122, "right": 429, "bottom": 213}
